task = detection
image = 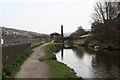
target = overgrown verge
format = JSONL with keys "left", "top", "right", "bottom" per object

{"left": 84, "top": 36, "right": 120, "bottom": 51}
{"left": 42, "top": 44, "right": 56, "bottom": 60}
{"left": 31, "top": 43, "right": 44, "bottom": 49}
{"left": 43, "top": 43, "right": 83, "bottom": 79}
{"left": 31, "top": 40, "right": 51, "bottom": 49}
{"left": 2, "top": 50, "right": 33, "bottom": 78}
{"left": 0, "top": 70, "right": 2, "bottom": 79}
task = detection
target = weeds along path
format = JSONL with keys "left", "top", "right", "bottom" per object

{"left": 15, "top": 43, "right": 49, "bottom": 78}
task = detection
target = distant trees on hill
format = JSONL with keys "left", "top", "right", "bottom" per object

{"left": 70, "top": 26, "right": 86, "bottom": 38}
{"left": 1, "top": 27, "right": 49, "bottom": 45}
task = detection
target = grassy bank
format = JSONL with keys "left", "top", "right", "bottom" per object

{"left": 43, "top": 43, "right": 83, "bottom": 79}
{"left": 31, "top": 43, "right": 44, "bottom": 49}
{"left": 0, "top": 70, "right": 2, "bottom": 79}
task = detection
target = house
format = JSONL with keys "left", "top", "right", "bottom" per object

{"left": 50, "top": 32, "right": 62, "bottom": 43}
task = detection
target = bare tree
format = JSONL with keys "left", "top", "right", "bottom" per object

{"left": 92, "top": 0, "right": 120, "bottom": 23}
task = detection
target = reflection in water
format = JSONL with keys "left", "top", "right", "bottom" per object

{"left": 51, "top": 44, "right": 63, "bottom": 53}
{"left": 52, "top": 44, "right": 120, "bottom": 79}
{"left": 52, "top": 44, "right": 64, "bottom": 61}
{"left": 61, "top": 49, "right": 63, "bottom": 60}
{"left": 92, "top": 50, "right": 120, "bottom": 78}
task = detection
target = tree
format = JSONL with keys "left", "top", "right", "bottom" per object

{"left": 91, "top": 0, "right": 120, "bottom": 46}
{"left": 70, "top": 26, "right": 86, "bottom": 38}
{"left": 92, "top": 0, "right": 120, "bottom": 23}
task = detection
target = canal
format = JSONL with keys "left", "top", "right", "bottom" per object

{"left": 51, "top": 44, "right": 120, "bottom": 79}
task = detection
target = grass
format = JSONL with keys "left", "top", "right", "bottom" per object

{"left": 31, "top": 43, "right": 44, "bottom": 49}
{"left": 0, "top": 70, "right": 2, "bottom": 79}
{"left": 43, "top": 43, "right": 83, "bottom": 79}
{"left": 42, "top": 43, "right": 56, "bottom": 60}
{"left": 31, "top": 40, "right": 51, "bottom": 49}
{"left": 2, "top": 50, "right": 33, "bottom": 78}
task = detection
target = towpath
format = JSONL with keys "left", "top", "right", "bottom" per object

{"left": 15, "top": 43, "right": 49, "bottom": 78}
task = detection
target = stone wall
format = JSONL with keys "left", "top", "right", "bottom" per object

{"left": 2, "top": 43, "right": 31, "bottom": 67}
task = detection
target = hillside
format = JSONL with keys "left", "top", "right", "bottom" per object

{"left": 1, "top": 27, "right": 49, "bottom": 38}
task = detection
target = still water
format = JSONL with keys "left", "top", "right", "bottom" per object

{"left": 52, "top": 44, "right": 120, "bottom": 79}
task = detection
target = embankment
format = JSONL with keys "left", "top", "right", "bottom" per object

{"left": 43, "top": 43, "right": 83, "bottom": 79}
{"left": 73, "top": 38, "right": 120, "bottom": 50}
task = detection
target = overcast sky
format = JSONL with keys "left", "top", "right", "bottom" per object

{"left": 0, "top": 0, "right": 98, "bottom": 34}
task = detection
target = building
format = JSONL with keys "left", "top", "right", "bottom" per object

{"left": 50, "top": 32, "right": 62, "bottom": 43}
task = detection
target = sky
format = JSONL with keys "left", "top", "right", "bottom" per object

{"left": 0, "top": 0, "right": 97, "bottom": 34}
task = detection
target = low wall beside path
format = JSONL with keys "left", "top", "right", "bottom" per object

{"left": 2, "top": 43, "right": 31, "bottom": 67}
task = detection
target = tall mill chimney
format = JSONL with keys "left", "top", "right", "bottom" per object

{"left": 61, "top": 25, "right": 63, "bottom": 43}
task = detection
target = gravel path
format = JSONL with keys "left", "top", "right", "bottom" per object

{"left": 15, "top": 44, "right": 49, "bottom": 78}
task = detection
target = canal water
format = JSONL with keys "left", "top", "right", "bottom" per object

{"left": 51, "top": 44, "right": 120, "bottom": 79}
